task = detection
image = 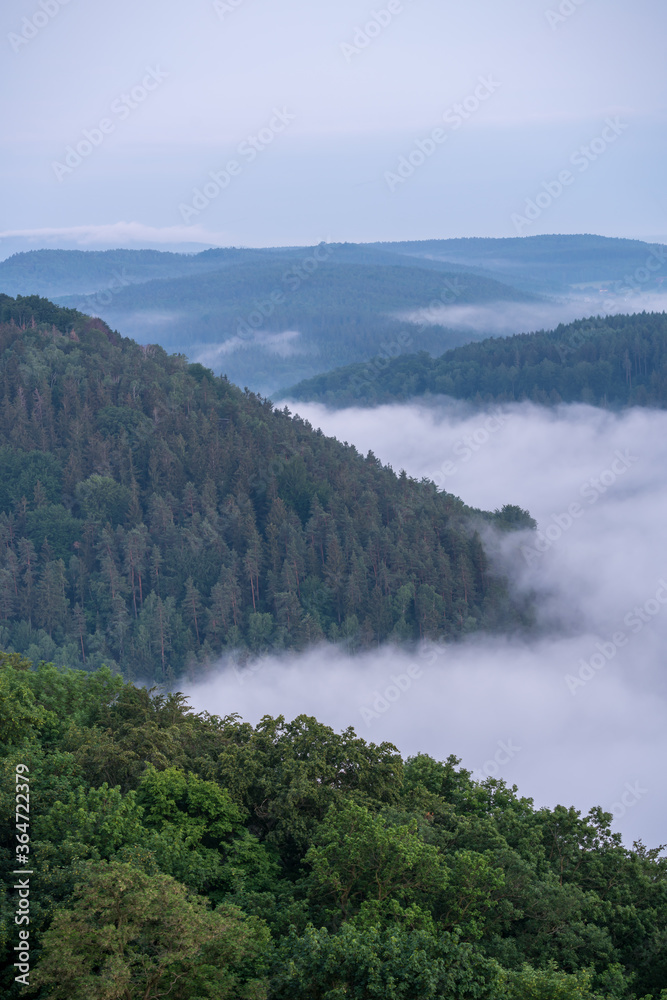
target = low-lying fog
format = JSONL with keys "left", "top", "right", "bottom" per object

{"left": 185, "top": 399, "right": 667, "bottom": 848}
{"left": 399, "top": 291, "right": 667, "bottom": 337}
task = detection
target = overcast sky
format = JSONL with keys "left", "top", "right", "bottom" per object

{"left": 2, "top": 0, "right": 666, "bottom": 250}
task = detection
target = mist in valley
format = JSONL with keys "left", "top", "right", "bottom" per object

{"left": 185, "top": 398, "right": 667, "bottom": 848}
{"left": 399, "top": 290, "right": 667, "bottom": 339}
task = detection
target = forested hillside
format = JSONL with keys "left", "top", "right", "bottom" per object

{"left": 0, "top": 243, "right": 494, "bottom": 298}
{"left": 4, "top": 236, "right": 664, "bottom": 397}
{"left": 0, "top": 294, "right": 531, "bottom": 681}
{"left": 55, "top": 254, "right": 531, "bottom": 394}
{"left": 0, "top": 247, "right": 247, "bottom": 298}
{"left": 285, "top": 311, "right": 667, "bottom": 408}
{"left": 1, "top": 655, "right": 666, "bottom": 999}
{"left": 0, "top": 243, "right": 539, "bottom": 396}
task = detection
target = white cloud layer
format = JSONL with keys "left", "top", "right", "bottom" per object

{"left": 195, "top": 330, "right": 303, "bottom": 362}
{"left": 185, "top": 400, "right": 667, "bottom": 848}
{"left": 0, "top": 223, "right": 227, "bottom": 249}
{"left": 401, "top": 295, "right": 667, "bottom": 337}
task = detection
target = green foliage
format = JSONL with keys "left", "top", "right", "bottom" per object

{"left": 75, "top": 474, "right": 131, "bottom": 526}
{"left": 500, "top": 963, "right": 595, "bottom": 1000}
{"left": 0, "top": 656, "right": 665, "bottom": 998}
{"left": 25, "top": 504, "right": 82, "bottom": 561}
{"left": 0, "top": 665, "right": 50, "bottom": 744}
{"left": 305, "top": 800, "right": 449, "bottom": 921}
{"left": 0, "top": 292, "right": 86, "bottom": 334}
{"left": 272, "top": 921, "right": 505, "bottom": 999}
{"left": 0, "top": 447, "right": 62, "bottom": 514}
{"left": 287, "top": 311, "right": 667, "bottom": 410}
{"left": 0, "top": 296, "right": 528, "bottom": 680}
{"left": 32, "top": 861, "right": 271, "bottom": 1000}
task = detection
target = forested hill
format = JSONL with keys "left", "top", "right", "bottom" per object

{"left": 0, "top": 294, "right": 531, "bottom": 681}
{"left": 2, "top": 655, "right": 666, "bottom": 999}
{"left": 284, "top": 311, "right": 667, "bottom": 408}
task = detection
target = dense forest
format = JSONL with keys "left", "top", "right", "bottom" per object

{"left": 0, "top": 294, "right": 532, "bottom": 682}
{"left": 56, "top": 255, "right": 530, "bottom": 395}
{"left": 0, "top": 247, "right": 243, "bottom": 298}
{"left": 3, "top": 234, "right": 662, "bottom": 299}
{"left": 1, "top": 653, "right": 666, "bottom": 999}
{"left": 0, "top": 244, "right": 490, "bottom": 299}
{"left": 3, "top": 236, "right": 664, "bottom": 396}
{"left": 285, "top": 312, "right": 667, "bottom": 409}
{"left": 0, "top": 242, "right": 536, "bottom": 396}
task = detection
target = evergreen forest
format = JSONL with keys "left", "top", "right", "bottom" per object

{"left": 285, "top": 312, "right": 667, "bottom": 409}
{"left": 0, "top": 294, "right": 531, "bottom": 682}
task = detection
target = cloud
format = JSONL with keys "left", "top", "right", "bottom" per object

{"left": 194, "top": 330, "right": 303, "bottom": 362}
{"left": 185, "top": 399, "right": 667, "bottom": 848}
{"left": 398, "top": 295, "right": 667, "bottom": 337}
{"left": 0, "top": 222, "right": 228, "bottom": 249}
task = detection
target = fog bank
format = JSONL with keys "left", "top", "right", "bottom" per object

{"left": 185, "top": 400, "right": 667, "bottom": 848}
{"left": 400, "top": 293, "right": 667, "bottom": 337}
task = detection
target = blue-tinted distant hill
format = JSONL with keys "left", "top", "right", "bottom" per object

{"left": 0, "top": 246, "right": 266, "bottom": 298}
{"left": 53, "top": 252, "right": 533, "bottom": 394}
{"left": 368, "top": 234, "right": 667, "bottom": 295}
{"left": 2, "top": 235, "right": 665, "bottom": 395}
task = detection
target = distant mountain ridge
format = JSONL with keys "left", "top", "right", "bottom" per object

{"left": 368, "top": 233, "right": 667, "bottom": 294}
{"left": 52, "top": 251, "right": 533, "bottom": 395}
{"left": 2, "top": 235, "right": 665, "bottom": 395}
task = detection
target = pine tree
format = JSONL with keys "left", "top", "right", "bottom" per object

{"left": 183, "top": 577, "right": 203, "bottom": 646}
{"left": 36, "top": 559, "right": 69, "bottom": 637}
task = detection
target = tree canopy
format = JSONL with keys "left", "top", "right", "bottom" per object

{"left": 0, "top": 654, "right": 665, "bottom": 999}
{"left": 285, "top": 311, "right": 667, "bottom": 410}
{"left": 0, "top": 295, "right": 531, "bottom": 681}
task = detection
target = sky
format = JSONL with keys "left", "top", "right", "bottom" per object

{"left": 2, "top": 0, "right": 667, "bottom": 251}
{"left": 185, "top": 399, "right": 667, "bottom": 847}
